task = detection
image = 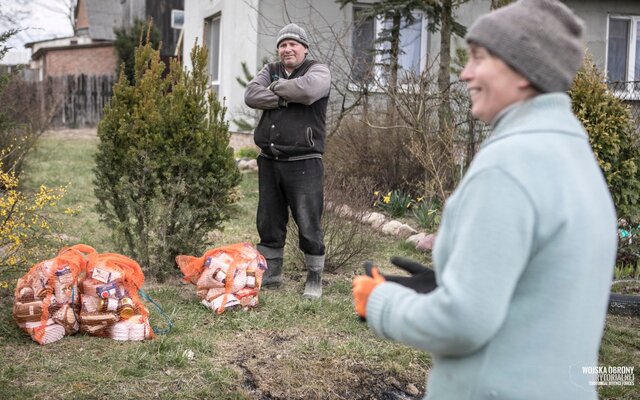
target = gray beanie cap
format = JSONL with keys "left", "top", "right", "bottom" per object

{"left": 276, "top": 23, "right": 310, "bottom": 48}
{"left": 465, "top": 0, "right": 584, "bottom": 93}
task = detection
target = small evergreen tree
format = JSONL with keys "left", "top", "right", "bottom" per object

{"left": 94, "top": 35, "right": 241, "bottom": 281}
{"left": 232, "top": 58, "right": 272, "bottom": 132}
{"left": 569, "top": 55, "right": 640, "bottom": 223}
{"left": 232, "top": 61, "right": 258, "bottom": 132}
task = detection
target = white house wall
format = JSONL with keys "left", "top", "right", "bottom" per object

{"left": 182, "top": 0, "right": 640, "bottom": 132}
{"left": 184, "top": 0, "right": 349, "bottom": 132}
{"left": 436, "top": 1, "right": 491, "bottom": 69}
{"left": 194, "top": 0, "right": 495, "bottom": 132}
{"left": 254, "top": 0, "right": 347, "bottom": 67}
{"left": 563, "top": 0, "right": 640, "bottom": 72}
{"left": 458, "top": 1, "right": 640, "bottom": 77}
{"left": 182, "top": 0, "right": 259, "bottom": 131}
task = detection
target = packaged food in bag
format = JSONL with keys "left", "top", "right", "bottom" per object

{"left": 176, "top": 242, "right": 267, "bottom": 314}
{"left": 78, "top": 253, "right": 153, "bottom": 341}
{"left": 12, "top": 244, "right": 95, "bottom": 345}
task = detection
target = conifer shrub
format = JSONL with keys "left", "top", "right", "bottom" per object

{"left": 570, "top": 56, "right": 640, "bottom": 271}
{"left": 569, "top": 56, "right": 640, "bottom": 223}
{"left": 94, "top": 38, "right": 241, "bottom": 281}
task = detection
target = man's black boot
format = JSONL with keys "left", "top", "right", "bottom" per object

{"left": 303, "top": 254, "right": 324, "bottom": 300}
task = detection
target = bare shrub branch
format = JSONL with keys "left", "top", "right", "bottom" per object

{"left": 286, "top": 173, "right": 378, "bottom": 273}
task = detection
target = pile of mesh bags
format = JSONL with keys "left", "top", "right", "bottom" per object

{"left": 13, "top": 245, "right": 154, "bottom": 344}
{"left": 177, "top": 242, "right": 267, "bottom": 314}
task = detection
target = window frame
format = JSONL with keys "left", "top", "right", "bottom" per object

{"left": 203, "top": 13, "right": 222, "bottom": 92}
{"left": 373, "top": 10, "right": 428, "bottom": 83}
{"left": 606, "top": 14, "right": 640, "bottom": 97}
{"left": 351, "top": 5, "right": 376, "bottom": 85}
{"left": 350, "top": 5, "right": 429, "bottom": 91}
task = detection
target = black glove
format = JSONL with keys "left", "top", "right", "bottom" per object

{"left": 365, "top": 256, "right": 437, "bottom": 294}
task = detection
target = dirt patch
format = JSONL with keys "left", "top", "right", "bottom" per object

{"left": 217, "top": 328, "right": 424, "bottom": 400}
{"left": 42, "top": 128, "right": 97, "bottom": 139}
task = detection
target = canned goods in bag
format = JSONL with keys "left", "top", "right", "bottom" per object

{"left": 246, "top": 271, "right": 256, "bottom": 288}
{"left": 212, "top": 268, "right": 226, "bottom": 283}
{"left": 96, "top": 282, "right": 118, "bottom": 299}
{"left": 119, "top": 297, "right": 135, "bottom": 319}
{"left": 99, "top": 298, "right": 119, "bottom": 312}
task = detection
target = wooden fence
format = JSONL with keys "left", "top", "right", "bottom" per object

{"left": 47, "top": 74, "right": 115, "bottom": 128}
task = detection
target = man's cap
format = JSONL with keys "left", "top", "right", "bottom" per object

{"left": 276, "top": 23, "right": 310, "bottom": 48}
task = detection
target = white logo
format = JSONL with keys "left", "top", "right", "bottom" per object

{"left": 582, "top": 366, "right": 635, "bottom": 386}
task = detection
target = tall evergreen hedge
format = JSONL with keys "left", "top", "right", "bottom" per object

{"left": 569, "top": 56, "right": 640, "bottom": 224}
{"left": 94, "top": 39, "right": 241, "bottom": 280}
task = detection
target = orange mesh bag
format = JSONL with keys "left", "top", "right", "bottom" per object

{"left": 176, "top": 242, "right": 267, "bottom": 314}
{"left": 13, "top": 244, "right": 96, "bottom": 345}
{"left": 79, "top": 253, "right": 153, "bottom": 341}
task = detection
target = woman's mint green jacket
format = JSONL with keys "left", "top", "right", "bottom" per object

{"left": 367, "top": 93, "right": 618, "bottom": 400}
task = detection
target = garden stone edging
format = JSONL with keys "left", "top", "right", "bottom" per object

{"left": 347, "top": 208, "right": 434, "bottom": 252}
{"left": 415, "top": 234, "right": 436, "bottom": 252}
{"left": 236, "top": 158, "right": 258, "bottom": 172}
{"left": 407, "top": 232, "right": 428, "bottom": 246}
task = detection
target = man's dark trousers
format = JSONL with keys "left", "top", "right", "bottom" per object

{"left": 256, "top": 156, "right": 325, "bottom": 256}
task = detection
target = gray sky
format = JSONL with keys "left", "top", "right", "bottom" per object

{"left": 1, "top": 0, "right": 74, "bottom": 50}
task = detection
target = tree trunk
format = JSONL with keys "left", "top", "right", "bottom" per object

{"left": 437, "top": 0, "right": 454, "bottom": 193}
{"left": 437, "top": 0, "right": 452, "bottom": 129}
{"left": 387, "top": 12, "right": 401, "bottom": 126}
{"left": 386, "top": 12, "right": 403, "bottom": 186}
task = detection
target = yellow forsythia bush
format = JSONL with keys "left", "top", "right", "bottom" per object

{"left": 0, "top": 153, "right": 65, "bottom": 287}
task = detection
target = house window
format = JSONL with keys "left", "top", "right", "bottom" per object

{"left": 606, "top": 15, "right": 640, "bottom": 91}
{"left": 352, "top": 7, "right": 376, "bottom": 83}
{"left": 204, "top": 14, "right": 221, "bottom": 93}
{"left": 351, "top": 6, "right": 427, "bottom": 85}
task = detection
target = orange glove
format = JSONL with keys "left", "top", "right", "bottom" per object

{"left": 352, "top": 267, "right": 385, "bottom": 319}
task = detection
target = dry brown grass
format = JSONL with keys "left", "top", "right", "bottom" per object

{"left": 1, "top": 134, "right": 637, "bottom": 400}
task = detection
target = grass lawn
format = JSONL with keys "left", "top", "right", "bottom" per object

{"left": 0, "top": 134, "right": 637, "bottom": 399}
